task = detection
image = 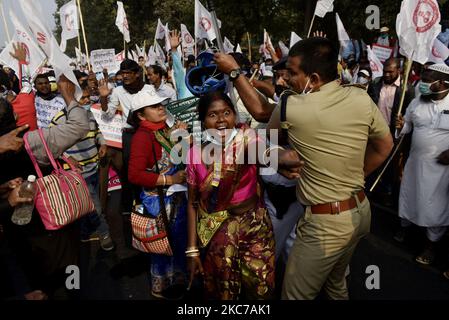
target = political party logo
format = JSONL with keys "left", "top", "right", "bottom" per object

{"left": 123, "top": 17, "right": 129, "bottom": 31}
{"left": 64, "top": 10, "right": 76, "bottom": 32}
{"left": 19, "top": 42, "right": 30, "bottom": 64}
{"left": 201, "top": 17, "right": 212, "bottom": 32}
{"left": 413, "top": 0, "right": 440, "bottom": 33}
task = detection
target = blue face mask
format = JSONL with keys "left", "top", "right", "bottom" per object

{"left": 82, "top": 104, "right": 91, "bottom": 111}
{"left": 419, "top": 80, "right": 449, "bottom": 96}
{"left": 115, "top": 81, "right": 123, "bottom": 87}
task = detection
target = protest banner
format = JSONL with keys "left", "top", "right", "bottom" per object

{"left": 166, "top": 97, "right": 199, "bottom": 128}
{"left": 90, "top": 49, "right": 118, "bottom": 73}
{"left": 90, "top": 103, "right": 123, "bottom": 148}
{"left": 371, "top": 44, "right": 394, "bottom": 63}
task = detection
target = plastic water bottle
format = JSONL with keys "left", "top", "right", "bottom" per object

{"left": 11, "top": 175, "right": 37, "bottom": 226}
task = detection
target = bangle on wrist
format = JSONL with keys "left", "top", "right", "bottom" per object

{"left": 162, "top": 174, "right": 166, "bottom": 186}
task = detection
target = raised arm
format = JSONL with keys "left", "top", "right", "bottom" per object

{"left": 26, "top": 76, "right": 90, "bottom": 165}
{"left": 214, "top": 53, "right": 276, "bottom": 122}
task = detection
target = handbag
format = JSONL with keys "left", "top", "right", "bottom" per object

{"left": 131, "top": 142, "right": 173, "bottom": 256}
{"left": 23, "top": 129, "right": 95, "bottom": 230}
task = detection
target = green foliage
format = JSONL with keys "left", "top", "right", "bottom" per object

{"left": 54, "top": 0, "right": 447, "bottom": 60}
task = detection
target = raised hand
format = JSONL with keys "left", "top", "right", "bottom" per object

{"left": 170, "top": 29, "right": 181, "bottom": 51}
{"left": 312, "top": 31, "right": 327, "bottom": 38}
{"left": 98, "top": 78, "right": 112, "bottom": 98}
{"left": 9, "top": 42, "right": 27, "bottom": 63}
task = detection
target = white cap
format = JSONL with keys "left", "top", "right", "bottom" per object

{"left": 130, "top": 87, "right": 169, "bottom": 113}
{"left": 27, "top": 175, "right": 36, "bottom": 183}
{"left": 427, "top": 63, "right": 449, "bottom": 75}
{"left": 380, "top": 26, "right": 389, "bottom": 33}
{"left": 359, "top": 69, "right": 370, "bottom": 78}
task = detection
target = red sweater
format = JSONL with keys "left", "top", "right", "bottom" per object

{"left": 128, "top": 126, "right": 162, "bottom": 188}
{"left": 12, "top": 92, "right": 37, "bottom": 131}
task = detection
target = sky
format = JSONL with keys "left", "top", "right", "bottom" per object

{"left": 0, "top": 0, "right": 57, "bottom": 47}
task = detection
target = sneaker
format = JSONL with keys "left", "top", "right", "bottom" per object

{"left": 81, "top": 232, "right": 100, "bottom": 242}
{"left": 99, "top": 234, "right": 115, "bottom": 251}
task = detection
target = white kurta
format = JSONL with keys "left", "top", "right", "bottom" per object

{"left": 398, "top": 94, "right": 449, "bottom": 227}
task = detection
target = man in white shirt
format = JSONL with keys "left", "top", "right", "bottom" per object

{"left": 34, "top": 74, "right": 66, "bottom": 129}
{"left": 147, "top": 64, "right": 177, "bottom": 103}
{"left": 99, "top": 59, "right": 153, "bottom": 215}
{"left": 395, "top": 64, "right": 449, "bottom": 265}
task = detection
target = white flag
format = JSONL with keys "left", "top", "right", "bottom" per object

{"left": 290, "top": 31, "right": 302, "bottom": 49}
{"left": 428, "top": 38, "right": 449, "bottom": 64}
{"left": 223, "top": 37, "right": 234, "bottom": 53}
{"left": 59, "top": 0, "right": 79, "bottom": 52}
{"left": 181, "top": 24, "right": 195, "bottom": 48}
{"left": 195, "top": 0, "right": 221, "bottom": 41}
{"left": 154, "top": 41, "right": 166, "bottom": 66}
{"left": 396, "top": 0, "right": 441, "bottom": 64}
{"left": 155, "top": 18, "right": 166, "bottom": 40}
{"left": 278, "top": 41, "right": 289, "bottom": 57}
{"left": 336, "top": 13, "right": 350, "bottom": 43}
{"left": 367, "top": 45, "right": 383, "bottom": 79}
{"left": 115, "top": 50, "right": 125, "bottom": 64}
{"left": 164, "top": 23, "right": 171, "bottom": 53}
{"left": 314, "top": 0, "right": 334, "bottom": 18}
{"left": 262, "top": 29, "right": 274, "bottom": 59}
{"left": 0, "top": 11, "right": 46, "bottom": 78}
{"left": 146, "top": 46, "right": 157, "bottom": 66}
{"left": 130, "top": 50, "right": 139, "bottom": 62}
{"left": 135, "top": 44, "right": 145, "bottom": 59}
{"left": 75, "top": 47, "right": 87, "bottom": 65}
{"left": 18, "top": 0, "right": 81, "bottom": 97}
{"left": 236, "top": 43, "right": 242, "bottom": 54}
{"left": 115, "top": 1, "right": 130, "bottom": 43}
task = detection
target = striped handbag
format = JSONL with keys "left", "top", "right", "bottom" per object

{"left": 23, "top": 129, "right": 94, "bottom": 230}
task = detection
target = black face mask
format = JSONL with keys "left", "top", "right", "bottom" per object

{"left": 275, "top": 84, "right": 289, "bottom": 97}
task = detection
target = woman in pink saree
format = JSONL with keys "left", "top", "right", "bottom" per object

{"left": 185, "top": 91, "right": 275, "bottom": 300}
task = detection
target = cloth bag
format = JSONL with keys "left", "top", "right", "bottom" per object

{"left": 23, "top": 129, "right": 95, "bottom": 230}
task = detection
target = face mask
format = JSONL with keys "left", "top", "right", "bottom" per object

{"left": 116, "top": 81, "right": 123, "bottom": 87}
{"left": 82, "top": 104, "right": 91, "bottom": 111}
{"left": 419, "top": 80, "right": 449, "bottom": 96}
{"left": 301, "top": 78, "right": 312, "bottom": 95}
{"left": 203, "top": 128, "right": 238, "bottom": 147}
{"left": 381, "top": 34, "right": 388, "bottom": 39}
{"left": 357, "top": 77, "right": 369, "bottom": 85}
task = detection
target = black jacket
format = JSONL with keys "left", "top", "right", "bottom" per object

{"left": 368, "top": 76, "right": 415, "bottom": 134}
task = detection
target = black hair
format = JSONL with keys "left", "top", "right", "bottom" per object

{"left": 0, "top": 68, "right": 11, "bottom": 90}
{"left": 384, "top": 58, "right": 401, "bottom": 69}
{"left": 149, "top": 65, "right": 164, "bottom": 78}
{"left": 120, "top": 59, "right": 140, "bottom": 72}
{"left": 34, "top": 73, "right": 49, "bottom": 83}
{"left": 0, "top": 98, "right": 17, "bottom": 136}
{"left": 197, "top": 90, "right": 236, "bottom": 122}
{"left": 73, "top": 70, "right": 89, "bottom": 89}
{"left": 289, "top": 37, "right": 338, "bottom": 82}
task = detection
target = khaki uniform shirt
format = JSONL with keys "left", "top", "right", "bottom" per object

{"left": 269, "top": 80, "right": 390, "bottom": 205}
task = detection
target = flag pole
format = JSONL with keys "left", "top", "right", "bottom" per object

{"left": 0, "top": 0, "right": 11, "bottom": 43}
{"left": 76, "top": 0, "right": 90, "bottom": 71}
{"left": 369, "top": 51, "right": 414, "bottom": 192}
{"left": 206, "top": 0, "right": 237, "bottom": 105}
{"left": 123, "top": 36, "right": 126, "bottom": 57}
{"left": 307, "top": 15, "right": 316, "bottom": 38}
{"left": 369, "top": 135, "right": 404, "bottom": 192}
{"left": 247, "top": 32, "right": 251, "bottom": 62}
{"left": 397, "top": 57, "right": 413, "bottom": 116}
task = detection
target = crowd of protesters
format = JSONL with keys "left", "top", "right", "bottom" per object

{"left": 1, "top": 23, "right": 449, "bottom": 301}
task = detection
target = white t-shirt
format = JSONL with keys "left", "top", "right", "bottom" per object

{"left": 35, "top": 95, "right": 66, "bottom": 129}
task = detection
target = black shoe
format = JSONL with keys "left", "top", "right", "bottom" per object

{"left": 393, "top": 228, "right": 407, "bottom": 243}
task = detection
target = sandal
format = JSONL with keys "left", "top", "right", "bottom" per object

{"left": 415, "top": 248, "right": 435, "bottom": 265}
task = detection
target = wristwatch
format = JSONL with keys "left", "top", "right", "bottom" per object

{"left": 229, "top": 68, "right": 241, "bottom": 81}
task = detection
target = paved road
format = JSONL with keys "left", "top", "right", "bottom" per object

{"left": 79, "top": 191, "right": 449, "bottom": 300}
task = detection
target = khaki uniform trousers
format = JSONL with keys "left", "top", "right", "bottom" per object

{"left": 282, "top": 195, "right": 371, "bottom": 300}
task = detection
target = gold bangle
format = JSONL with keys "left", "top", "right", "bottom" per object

{"left": 185, "top": 249, "right": 200, "bottom": 254}
{"left": 162, "top": 174, "right": 166, "bottom": 186}
{"left": 186, "top": 252, "right": 200, "bottom": 257}
{"left": 186, "top": 246, "right": 198, "bottom": 251}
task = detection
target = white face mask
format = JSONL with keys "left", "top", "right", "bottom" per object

{"left": 357, "top": 77, "right": 369, "bottom": 85}
{"left": 203, "top": 128, "right": 238, "bottom": 147}
{"left": 301, "top": 78, "right": 312, "bottom": 95}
